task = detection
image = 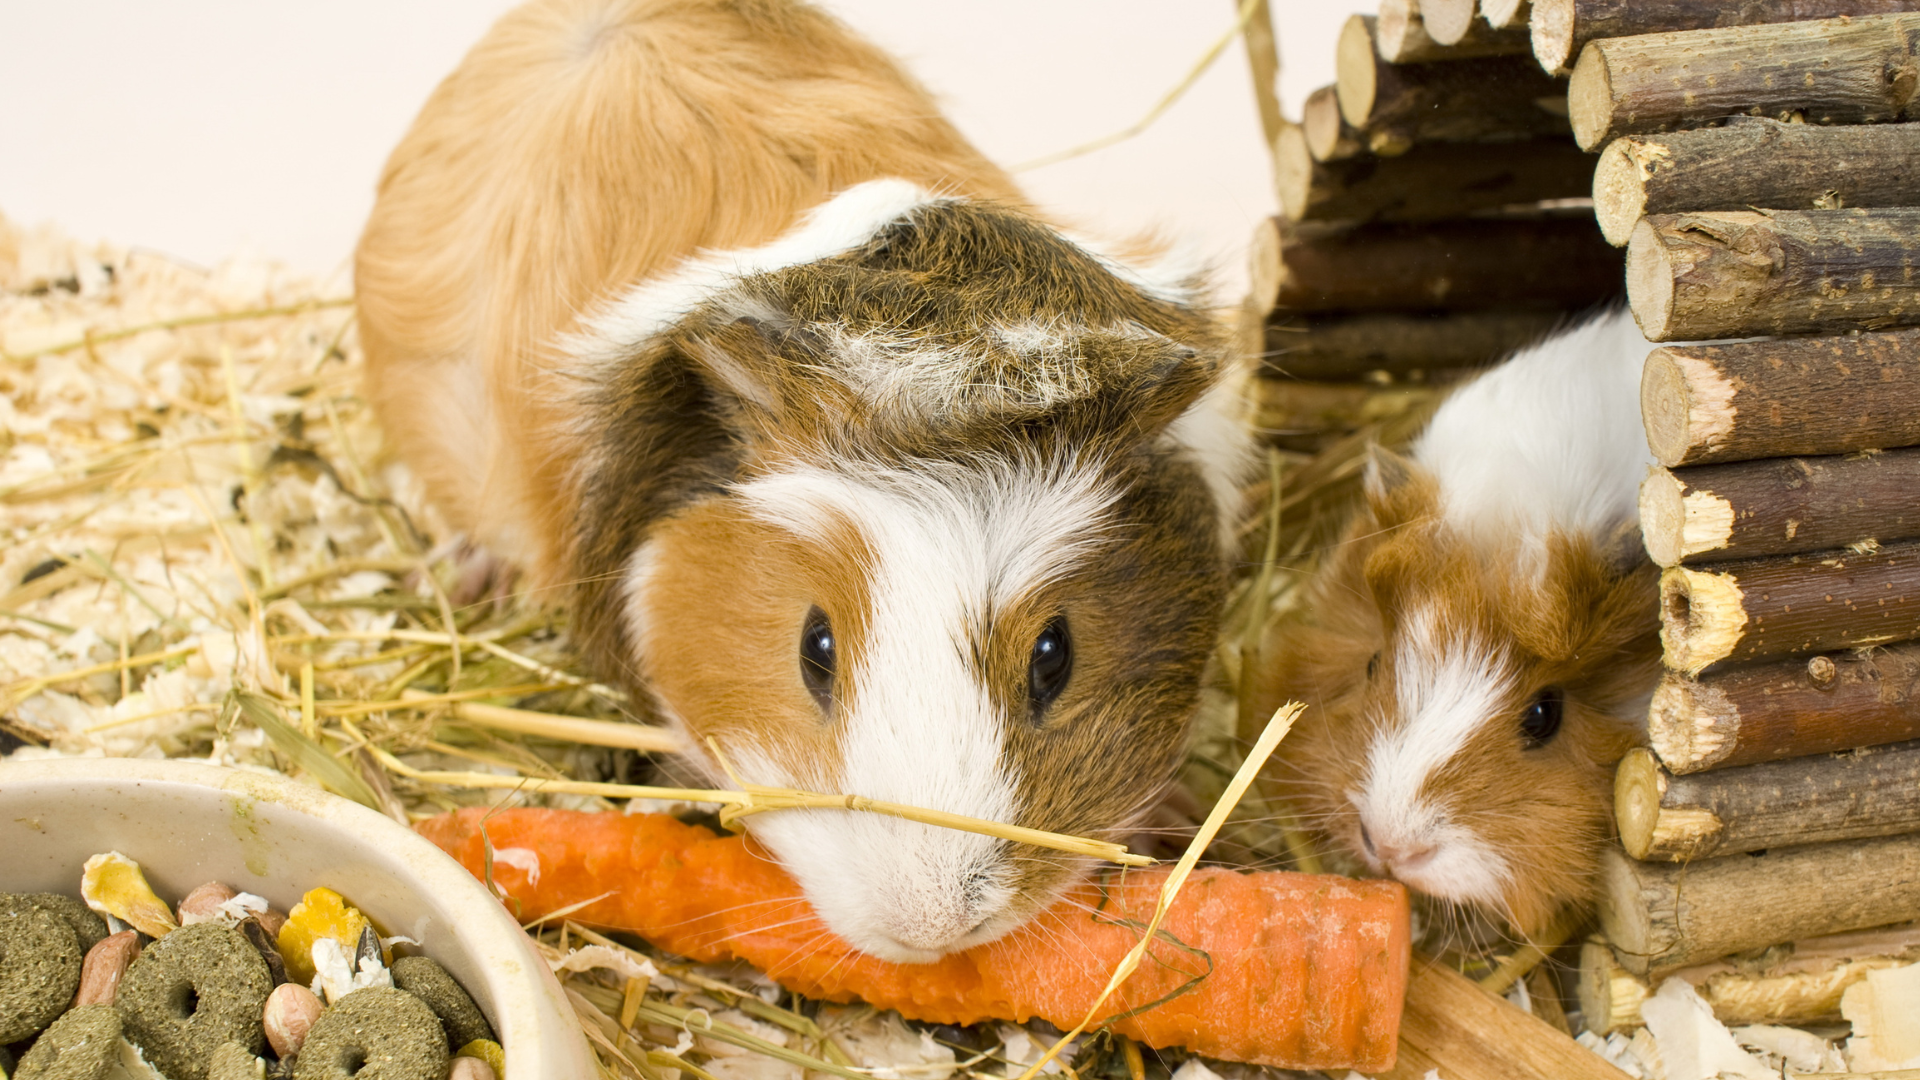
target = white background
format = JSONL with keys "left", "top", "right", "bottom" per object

{"left": 0, "top": 1, "right": 1376, "bottom": 296}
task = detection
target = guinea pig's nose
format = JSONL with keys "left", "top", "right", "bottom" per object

{"left": 1358, "top": 823, "right": 1376, "bottom": 858}
{"left": 1379, "top": 839, "right": 1438, "bottom": 874}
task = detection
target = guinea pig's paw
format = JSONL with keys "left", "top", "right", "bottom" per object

{"left": 415, "top": 539, "right": 521, "bottom": 610}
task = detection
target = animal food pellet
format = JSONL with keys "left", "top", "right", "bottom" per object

{"left": 392, "top": 955, "right": 495, "bottom": 1048}
{"left": 118, "top": 922, "right": 272, "bottom": 1080}
{"left": 13, "top": 1003, "right": 122, "bottom": 1080}
{"left": 293, "top": 988, "right": 449, "bottom": 1080}
{"left": 0, "top": 896, "right": 84, "bottom": 1043}
{"left": 18, "top": 893, "right": 109, "bottom": 953}
{"left": 207, "top": 1043, "right": 265, "bottom": 1080}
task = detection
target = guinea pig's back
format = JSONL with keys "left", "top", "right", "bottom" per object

{"left": 1412, "top": 308, "right": 1654, "bottom": 546}
{"left": 354, "top": 0, "right": 1026, "bottom": 583}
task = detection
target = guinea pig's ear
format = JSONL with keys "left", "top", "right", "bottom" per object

{"left": 1362, "top": 444, "right": 1422, "bottom": 516}
{"left": 675, "top": 307, "right": 854, "bottom": 437}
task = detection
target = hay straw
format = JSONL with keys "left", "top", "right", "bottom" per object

{"left": 1011, "top": 0, "right": 1262, "bottom": 173}
{"left": 1014, "top": 701, "right": 1305, "bottom": 1080}
{"left": 1, "top": 297, "right": 353, "bottom": 363}
{"left": 400, "top": 688, "right": 682, "bottom": 753}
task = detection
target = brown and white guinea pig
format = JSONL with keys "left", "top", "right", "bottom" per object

{"left": 353, "top": 0, "right": 1250, "bottom": 962}
{"left": 1248, "top": 309, "right": 1663, "bottom": 939}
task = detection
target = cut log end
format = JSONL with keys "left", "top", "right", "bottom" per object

{"left": 1247, "top": 216, "right": 1284, "bottom": 316}
{"left": 1597, "top": 848, "right": 1656, "bottom": 974}
{"left": 1579, "top": 939, "right": 1648, "bottom": 1035}
{"left": 1639, "top": 469, "right": 1689, "bottom": 568}
{"left": 1336, "top": 15, "right": 1381, "bottom": 127}
{"left": 1626, "top": 217, "right": 1677, "bottom": 341}
{"left": 1647, "top": 673, "right": 1740, "bottom": 774}
{"left": 1375, "top": 0, "right": 1423, "bottom": 65}
{"left": 1274, "top": 125, "right": 1314, "bottom": 223}
{"left": 1421, "top": 0, "right": 1477, "bottom": 46}
{"left": 1302, "top": 86, "right": 1356, "bottom": 162}
{"left": 1567, "top": 41, "right": 1616, "bottom": 149}
{"left": 1593, "top": 139, "right": 1650, "bottom": 246}
{"left": 1530, "top": 0, "right": 1578, "bottom": 76}
{"left": 1483, "top": 0, "right": 1530, "bottom": 30}
{"left": 1615, "top": 748, "right": 1664, "bottom": 860}
{"left": 1641, "top": 349, "right": 1693, "bottom": 469}
{"left": 1660, "top": 565, "right": 1747, "bottom": 676}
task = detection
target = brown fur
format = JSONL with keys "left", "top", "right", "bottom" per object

{"left": 357, "top": 0, "right": 1027, "bottom": 587}
{"left": 1249, "top": 456, "right": 1660, "bottom": 937}
{"left": 357, "top": 0, "right": 1240, "bottom": 952}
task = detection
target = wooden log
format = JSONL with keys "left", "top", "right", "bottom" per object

{"left": 1416, "top": 0, "right": 1479, "bottom": 45}
{"left": 1302, "top": 85, "right": 1365, "bottom": 162}
{"left": 1380, "top": 958, "right": 1633, "bottom": 1080}
{"left": 1567, "top": 13, "right": 1920, "bottom": 150}
{"left": 1265, "top": 309, "right": 1563, "bottom": 378}
{"left": 1648, "top": 644, "right": 1920, "bottom": 774}
{"left": 1250, "top": 377, "right": 1442, "bottom": 439}
{"left": 1660, "top": 540, "right": 1920, "bottom": 674}
{"left": 1337, "top": 14, "right": 1570, "bottom": 155}
{"left": 1377, "top": 0, "right": 1530, "bottom": 62}
{"left": 1594, "top": 118, "right": 1920, "bottom": 246}
{"left": 1598, "top": 835, "right": 1920, "bottom": 977}
{"left": 1579, "top": 939, "right": 1651, "bottom": 1035}
{"left": 1534, "top": 0, "right": 1920, "bottom": 77}
{"left": 1247, "top": 216, "right": 1284, "bottom": 319}
{"left": 1580, "top": 925, "right": 1920, "bottom": 1032}
{"left": 1276, "top": 129, "right": 1597, "bottom": 223}
{"left": 1615, "top": 742, "right": 1920, "bottom": 862}
{"left": 1639, "top": 448, "right": 1920, "bottom": 567}
{"left": 1628, "top": 209, "right": 1920, "bottom": 342}
{"left": 1270, "top": 216, "right": 1621, "bottom": 314}
{"left": 1640, "top": 331, "right": 1920, "bottom": 468}
{"left": 1483, "top": 0, "right": 1531, "bottom": 30}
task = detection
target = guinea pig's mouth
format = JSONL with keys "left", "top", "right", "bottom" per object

{"left": 743, "top": 809, "right": 1082, "bottom": 964}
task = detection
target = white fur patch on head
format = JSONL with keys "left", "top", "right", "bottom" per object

{"left": 729, "top": 454, "right": 1119, "bottom": 960}
{"left": 1412, "top": 308, "right": 1654, "bottom": 553}
{"left": 1353, "top": 607, "right": 1514, "bottom": 907}
{"left": 570, "top": 178, "right": 951, "bottom": 366}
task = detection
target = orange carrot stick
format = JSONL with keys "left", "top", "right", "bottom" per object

{"left": 418, "top": 807, "right": 1409, "bottom": 1071}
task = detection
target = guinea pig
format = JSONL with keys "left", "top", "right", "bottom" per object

{"left": 1247, "top": 309, "right": 1663, "bottom": 939}
{"left": 353, "top": 0, "right": 1249, "bottom": 962}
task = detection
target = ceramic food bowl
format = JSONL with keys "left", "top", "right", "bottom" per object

{"left": 0, "top": 755, "right": 593, "bottom": 1076}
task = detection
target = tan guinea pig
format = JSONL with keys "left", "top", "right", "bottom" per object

{"left": 354, "top": 0, "right": 1251, "bottom": 962}
{"left": 1249, "top": 310, "right": 1663, "bottom": 938}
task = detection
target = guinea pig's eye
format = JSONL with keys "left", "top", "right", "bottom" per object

{"left": 1520, "top": 688, "right": 1564, "bottom": 749}
{"left": 1366, "top": 652, "right": 1380, "bottom": 680}
{"left": 799, "top": 607, "right": 835, "bottom": 711}
{"left": 1027, "top": 616, "right": 1072, "bottom": 715}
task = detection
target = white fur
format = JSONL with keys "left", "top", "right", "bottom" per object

{"left": 1165, "top": 353, "right": 1254, "bottom": 553}
{"left": 714, "top": 455, "right": 1118, "bottom": 961}
{"left": 1412, "top": 308, "right": 1654, "bottom": 551}
{"left": 1354, "top": 606, "right": 1514, "bottom": 907}
{"left": 571, "top": 178, "right": 951, "bottom": 366}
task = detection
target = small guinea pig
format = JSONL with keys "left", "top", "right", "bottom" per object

{"left": 354, "top": 0, "right": 1248, "bottom": 962}
{"left": 1248, "top": 309, "right": 1662, "bottom": 938}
